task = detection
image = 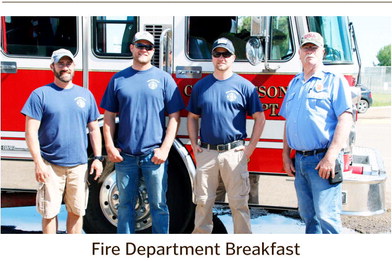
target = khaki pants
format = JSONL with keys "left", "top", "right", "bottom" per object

{"left": 193, "top": 148, "right": 251, "bottom": 234}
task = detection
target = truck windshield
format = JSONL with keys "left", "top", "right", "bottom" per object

{"left": 92, "top": 16, "right": 137, "bottom": 57}
{"left": 307, "top": 16, "right": 353, "bottom": 64}
{"left": 187, "top": 16, "right": 294, "bottom": 61}
{"left": 1, "top": 16, "right": 77, "bottom": 57}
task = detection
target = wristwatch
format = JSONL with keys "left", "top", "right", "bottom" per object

{"left": 93, "top": 156, "right": 105, "bottom": 162}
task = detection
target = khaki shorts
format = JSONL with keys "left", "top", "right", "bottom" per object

{"left": 36, "top": 160, "right": 88, "bottom": 219}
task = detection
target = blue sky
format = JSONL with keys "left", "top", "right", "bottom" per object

{"left": 349, "top": 16, "right": 391, "bottom": 67}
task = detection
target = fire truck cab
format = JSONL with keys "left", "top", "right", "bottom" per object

{"left": 1, "top": 16, "right": 386, "bottom": 233}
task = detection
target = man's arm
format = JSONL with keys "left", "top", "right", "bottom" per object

{"left": 152, "top": 111, "right": 181, "bottom": 164}
{"left": 282, "top": 123, "right": 295, "bottom": 177}
{"left": 316, "top": 111, "right": 353, "bottom": 179}
{"left": 103, "top": 110, "right": 123, "bottom": 162}
{"left": 25, "top": 116, "right": 48, "bottom": 183}
{"left": 187, "top": 112, "right": 202, "bottom": 154}
{"left": 87, "top": 120, "right": 103, "bottom": 180}
{"left": 243, "top": 111, "right": 266, "bottom": 159}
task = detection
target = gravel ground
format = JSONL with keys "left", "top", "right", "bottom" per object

{"left": 341, "top": 209, "right": 391, "bottom": 234}
{"left": 283, "top": 209, "right": 392, "bottom": 234}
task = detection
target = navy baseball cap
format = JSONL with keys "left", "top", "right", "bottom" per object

{"left": 212, "top": 38, "right": 235, "bottom": 54}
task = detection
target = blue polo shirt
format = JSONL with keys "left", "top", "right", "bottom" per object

{"left": 21, "top": 83, "right": 100, "bottom": 166}
{"left": 187, "top": 73, "right": 263, "bottom": 145}
{"left": 100, "top": 66, "right": 185, "bottom": 156}
{"left": 280, "top": 69, "right": 352, "bottom": 151}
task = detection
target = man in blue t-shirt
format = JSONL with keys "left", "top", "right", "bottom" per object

{"left": 187, "top": 38, "right": 265, "bottom": 234}
{"left": 101, "top": 31, "right": 185, "bottom": 234}
{"left": 280, "top": 32, "right": 353, "bottom": 234}
{"left": 21, "top": 49, "right": 103, "bottom": 234}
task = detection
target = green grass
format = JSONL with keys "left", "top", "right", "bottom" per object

{"left": 372, "top": 93, "right": 391, "bottom": 107}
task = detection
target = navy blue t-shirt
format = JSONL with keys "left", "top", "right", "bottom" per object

{"left": 187, "top": 73, "right": 263, "bottom": 145}
{"left": 21, "top": 83, "right": 100, "bottom": 166}
{"left": 100, "top": 66, "right": 185, "bottom": 156}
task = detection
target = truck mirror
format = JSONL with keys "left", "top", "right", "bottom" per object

{"left": 246, "top": 37, "right": 264, "bottom": 66}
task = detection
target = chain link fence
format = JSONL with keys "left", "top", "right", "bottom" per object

{"left": 362, "top": 66, "right": 391, "bottom": 94}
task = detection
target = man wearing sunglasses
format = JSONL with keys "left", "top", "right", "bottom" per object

{"left": 187, "top": 38, "right": 265, "bottom": 233}
{"left": 101, "top": 31, "right": 185, "bottom": 234}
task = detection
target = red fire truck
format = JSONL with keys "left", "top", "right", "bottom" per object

{"left": 1, "top": 16, "right": 386, "bottom": 233}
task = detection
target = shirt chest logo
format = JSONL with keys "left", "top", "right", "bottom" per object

{"left": 315, "top": 83, "right": 324, "bottom": 92}
{"left": 74, "top": 97, "right": 86, "bottom": 108}
{"left": 226, "top": 90, "right": 239, "bottom": 102}
{"left": 147, "top": 79, "right": 160, "bottom": 90}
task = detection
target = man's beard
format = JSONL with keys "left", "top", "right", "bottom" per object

{"left": 54, "top": 70, "right": 73, "bottom": 83}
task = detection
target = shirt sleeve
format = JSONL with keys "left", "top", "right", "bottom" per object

{"left": 164, "top": 75, "right": 185, "bottom": 114}
{"left": 332, "top": 74, "right": 353, "bottom": 117}
{"left": 279, "top": 77, "right": 297, "bottom": 119}
{"left": 186, "top": 81, "right": 201, "bottom": 115}
{"left": 100, "top": 77, "right": 119, "bottom": 113}
{"left": 87, "top": 91, "right": 101, "bottom": 123}
{"left": 21, "top": 91, "right": 43, "bottom": 121}
{"left": 246, "top": 83, "right": 263, "bottom": 116}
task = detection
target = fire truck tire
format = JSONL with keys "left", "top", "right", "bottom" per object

{"left": 166, "top": 147, "right": 195, "bottom": 233}
{"left": 83, "top": 147, "right": 196, "bottom": 234}
{"left": 83, "top": 160, "right": 121, "bottom": 234}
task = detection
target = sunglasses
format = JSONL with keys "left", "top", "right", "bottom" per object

{"left": 212, "top": 51, "right": 232, "bottom": 58}
{"left": 134, "top": 43, "right": 154, "bottom": 51}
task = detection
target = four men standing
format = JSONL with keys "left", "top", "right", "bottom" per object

{"left": 22, "top": 31, "right": 352, "bottom": 234}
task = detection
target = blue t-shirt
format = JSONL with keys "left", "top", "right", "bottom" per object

{"left": 21, "top": 83, "right": 100, "bottom": 166}
{"left": 187, "top": 73, "right": 263, "bottom": 145}
{"left": 100, "top": 66, "right": 185, "bottom": 156}
{"left": 279, "top": 69, "right": 352, "bottom": 151}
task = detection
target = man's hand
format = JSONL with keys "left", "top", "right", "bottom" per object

{"left": 282, "top": 154, "right": 296, "bottom": 177}
{"left": 35, "top": 160, "right": 50, "bottom": 183}
{"left": 235, "top": 145, "right": 254, "bottom": 160}
{"left": 152, "top": 147, "right": 170, "bottom": 165}
{"left": 191, "top": 144, "right": 203, "bottom": 155}
{"left": 90, "top": 159, "right": 103, "bottom": 180}
{"left": 107, "top": 146, "right": 123, "bottom": 163}
{"left": 315, "top": 155, "right": 336, "bottom": 179}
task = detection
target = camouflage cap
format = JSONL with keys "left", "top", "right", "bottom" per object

{"left": 300, "top": 32, "right": 324, "bottom": 47}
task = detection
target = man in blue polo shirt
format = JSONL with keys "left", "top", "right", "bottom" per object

{"left": 101, "top": 31, "right": 184, "bottom": 234}
{"left": 187, "top": 38, "right": 265, "bottom": 234}
{"left": 280, "top": 32, "right": 353, "bottom": 234}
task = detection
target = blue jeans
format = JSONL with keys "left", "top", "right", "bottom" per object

{"left": 115, "top": 152, "right": 169, "bottom": 234}
{"left": 294, "top": 152, "right": 343, "bottom": 234}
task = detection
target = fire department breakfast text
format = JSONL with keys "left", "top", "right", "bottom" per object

{"left": 92, "top": 241, "right": 301, "bottom": 257}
